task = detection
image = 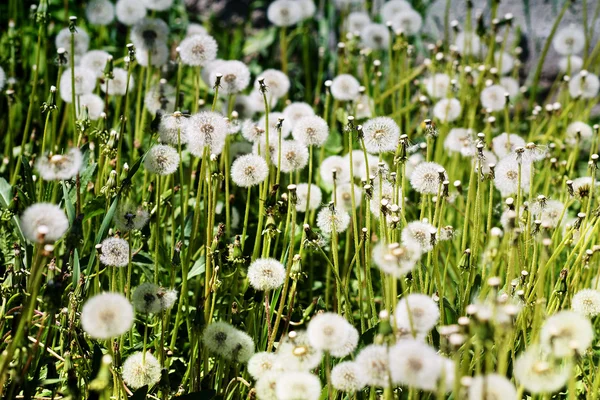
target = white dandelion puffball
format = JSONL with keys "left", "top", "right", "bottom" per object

{"left": 330, "top": 74, "right": 360, "bottom": 101}
{"left": 329, "top": 324, "right": 359, "bottom": 358}
{"left": 231, "top": 95, "right": 256, "bottom": 119}
{"left": 276, "top": 372, "right": 321, "bottom": 400}
{"left": 55, "top": 27, "right": 90, "bottom": 55}
{"left": 267, "top": 0, "right": 302, "bottom": 27}
{"left": 355, "top": 94, "right": 373, "bottom": 119}
{"left": 468, "top": 374, "right": 517, "bottom": 400}
{"left": 569, "top": 71, "right": 600, "bottom": 99}
{"left": 210, "top": 60, "right": 250, "bottom": 95}
{"left": 186, "top": 111, "right": 228, "bottom": 156}
{"left": 540, "top": 310, "right": 594, "bottom": 357}
{"left": 395, "top": 293, "right": 439, "bottom": 334}
{"left": 390, "top": 9, "right": 423, "bottom": 36}
{"left": 347, "top": 12, "right": 371, "bottom": 34}
{"left": 566, "top": 121, "right": 593, "bottom": 145}
{"left": 241, "top": 120, "right": 265, "bottom": 142}
{"left": 370, "top": 180, "right": 397, "bottom": 220}
{"left": 316, "top": 207, "right": 351, "bottom": 234}
{"left": 231, "top": 154, "right": 269, "bottom": 187}
{"left": 356, "top": 344, "right": 390, "bottom": 387}
{"left": 159, "top": 113, "right": 189, "bottom": 145}
{"left": 130, "top": 18, "right": 169, "bottom": 51}
{"left": 179, "top": 34, "right": 218, "bottom": 67}
{"left": 333, "top": 183, "right": 362, "bottom": 210}
{"left": 320, "top": 155, "right": 351, "bottom": 186}
{"left": 35, "top": 148, "right": 83, "bottom": 181}
{"left": 388, "top": 339, "right": 443, "bottom": 391}
{"left": 136, "top": 42, "right": 169, "bottom": 67}
{"left": 142, "top": 0, "right": 173, "bottom": 11}
{"left": 380, "top": 0, "right": 412, "bottom": 19}
{"left": 572, "top": 289, "right": 600, "bottom": 317}
{"left": 514, "top": 346, "right": 571, "bottom": 394}
{"left": 228, "top": 330, "right": 255, "bottom": 363}
{"left": 454, "top": 31, "right": 481, "bottom": 56}
{"left": 493, "top": 155, "right": 531, "bottom": 197}
{"left": 494, "top": 51, "right": 515, "bottom": 75}
{"left": 99, "top": 237, "right": 129, "bottom": 267}
{"left": 529, "top": 199, "right": 564, "bottom": 228}
{"left": 297, "top": 0, "right": 316, "bottom": 19}
{"left": 362, "top": 117, "right": 400, "bottom": 154}
{"left": 86, "top": 0, "right": 115, "bottom": 25}
{"left": 248, "top": 258, "right": 286, "bottom": 291}
{"left": 572, "top": 177, "right": 595, "bottom": 199}
{"left": 500, "top": 76, "right": 520, "bottom": 98}
{"left": 553, "top": 24, "right": 585, "bottom": 56}
{"left": 258, "top": 112, "right": 292, "bottom": 138}
{"left": 491, "top": 132, "right": 526, "bottom": 159}
{"left": 433, "top": 98, "right": 461, "bottom": 122}
{"left": 558, "top": 55, "right": 583, "bottom": 74}
{"left": 410, "top": 162, "right": 446, "bottom": 195}
{"left": 81, "top": 50, "right": 111, "bottom": 78}
{"left": 116, "top": 0, "right": 147, "bottom": 26}
{"left": 21, "top": 203, "right": 69, "bottom": 244}
{"left": 307, "top": 312, "right": 351, "bottom": 351}
{"left": 274, "top": 140, "right": 309, "bottom": 173}
{"left": 144, "top": 83, "right": 175, "bottom": 115}
{"left": 372, "top": 242, "right": 419, "bottom": 278}
{"left": 81, "top": 292, "right": 133, "bottom": 339}
{"left": 480, "top": 84, "right": 507, "bottom": 111}
{"left": 186, "top": 23, "right": 208, "bottom": 38}
{"left": 276, "top": 331, "right": 323, "bottom": 371}
{"left": 122, "top": 352, "right": 161, "bottom": 390}
{"left": 295, "top": 183, "right": 322, "bottom": 213}
{"left": 401, "top": 220, "right": 436, "bottom": 253}
{"left": 114, "top": 202, "right": 149, "bottom": 231}
{"left": 425, "top": 73, "right": 451, "bottom": 99}
{"left": 144, "top": 144, "right": 180, "bottom": 175}
{"left": 331, "top": 362, "right": 367, "bottom": 393}
{"left": 360, "top": 23, "right": 390, "bottom": 50}
{"left": 283, "top": 102, "right": 315, "bottom": 128}
{"left": 79, "top": 93, "right": 104, "bottom": 121}
{"left": 59, "top": 67, "right": 96, "bottom": 102}
{"left": 255, "top": 69, "right": 290, "bottom": 100}
{"left": 248, "top": 352, "right": 278, "bottom": 380}
{"left": 292, "top": 115, "right": 329, "bottom": 147}
{"left": 444, "top": 128, "right": 474, "bottom": 154}
{"left": 202, "top": 321, "right": 237, "bottom": 356}
{"left": 101, "top": 68, "right": 134, "bottom": 96}
{"left": 132, "top": 282, "right": 177, "bottom": 314}
{"left": 255, "top": 371, "right": 280, "bottom": 400}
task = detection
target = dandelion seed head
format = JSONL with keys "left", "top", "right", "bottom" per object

{"left": 227, "top": 330, "right": 255, "bottom": 363}
{"left": 101, "top": 68, "right": 134, "bottom": 96}
{"left": 410, "top": 162, "right": 446, "bottom": 194}
{"left": 210, "top": 60, "right": 250, "bottom": 95}
{"left": 132, "top": 282, "right": 177, "bottom": 314}
{"left": 307, "top": 312, "right": 352, "bottom": 352}
{"left": 553, "top": 24, "right": 585, "bottom": 56}
{"left": 55, "top": 27, "right": 90, "bottom": 55}
{"left": 389, "top": 339, "right": 443, "bottom": 391}
{"left": 248, "top": 352, "right": 278, "bottom": 380}
{"left": 566, "top": 121, "right": 593, "bottom": 145}
{"left": 81, "top": 292, "right": 134, "bottom": 339}
{"left": 425, "top": 73, "right": 451, "bottom": 99}
{"left": 320, "top": 155, "right": 351, "bottom": 186}
{"left": 514, "top": 345, "right": 570, "bottom": 394}
{"left": 131, "top": 17, "right": 169, "bottom": 51}
{"left": 144, "top": 83, "right": 176, "bottom": 115}
{"left": 187, "top": 111, "right": 228, "bottom": 156}
{"left": 333, "top": 183, "right": 362, "bottom": 210}
{"left": 360, "top": 23, "right": 390, "bottom": 50}
{"left": 569, "top": 71, "right": 600, "bottom": 99}
{"left": 276, "top": 372, "right": 321, "bottom": 400}
{"left": 493, "top": 155, "right": 531, "bottom": 197}
{"left": 380, "top": 0, "right": 412, "bottom": 19}
{"left": 254, "top": 69, "right": 290, "bottom": 99}
{"left": 21, "top": 203, "right": 69, "bottom": 244}
{"left": 231, "top": 154, "right": 269, "bottom": 187}
{"left": 571, "top": 289, "right": 600, "bottom": 318}
{"left": 395, "top": 293, "right": 439, "bottom": 334}
{"left": 480, "top": 84, "right": 507, "bottom": 111}
{"left": 267, "top": 0, "right": 303, "bottom": 27}
{"left": 316, "top": 207, "right": 351, "bottom": 234}
{"left": 444, "top": 128, "right": 474, "bottom": 155}
{"left": 468, "top": 374, "right": 517, "bottom": 400}
{"left": 402, "top": 220, "right": 436, "bottom": 253}
{"left": 558, "top": 55, "right": 583, "bottom": 74}
{"left": 276, "top": 331, "right": 323, "bottom": 371}
{"left": 331, "top": 361, "right": 367, "bottom": 393}
{"left": 390, "top": 8, "right": 423, "bottom": 35}
{"left": 347, "top": 12, "right": 371, "bottom": 34}
{"left": 144, "top": 144, "right": 180, "bottom": 175}
{"left": 122, "top": 352, "right": 161, "bottom": 389}
{"left": 259, "top": 112, "right": 292, "bottom": 138}
{"left": 36, "top": 148, "right": 83, "bottom": 181}
{"left": 241, "top": 120, "right": 265, "bottom": 143}
{"left": 141, "top": 0, "right": 173, "bottom": 11}
{"left": 86, "top": 0, "right": 115, "bottom": 25}
{"left": 59, "top": 67, "right": 97, "bottom": 102}
{"left": 494, "top": 51, "right": 515, "bottom": 75}
{"left": 295, "top": 183, "right": 322, "bottom": 213}
{"left": 283, "top": 102, "right": 315, "bottom": 128}
{"left": 292, "top": 115, "right": 329, "bottom": 147}
{"left": 454, "top": 31, "right": 481, "bottom": 56}
{"left": 529, "top": 199, "right": 564, "bottom": 228}
{"left": 116, "top": 0, "right": 147, "bottom": 26}
{"left": 81, "top": 50, "right": 111, "bottom": 78}
{"left": 362, "top": 117, "right": 400, "bottom": 154}
{"left": 186, "top": 23, "right": 208, "bottom": 38}
{"left": 114, "top": 201, "right": 149, "bottom": 231}
{"left": 540, "top": 310, "right": 594, "bottom": 357}
{"left": 372, "top": 242, "right": 419, "bottom": 278}
{"left": 159, "top": 113, "right": 189, "bottom": 145}
{"left": 492, "top": 132, "right": 526, "bottom": 159}
{"left": 255, "top": 371, "right": 280, "bottom": 400}
{"left": 274, "top": 140, "right": 309, "bottom": 173}
{"left": 355, "top": 344, "right": 390, "bottom": 387}
{"left": 79, "top": 93, "right": 104, "bottom": 120}
{"left": 330, "top": 74, "right": 360, "bottom": 101}
{"left": 99, "top": 237, "right": 129, "bottom": 267}
{"left": 500, "top": 76, "right": 520, "bottom": 98}
{"left": 179, "top": 33, "right": 218, "bottom": 67}
{"left": 572, "top": 177, "right": 595, "bottom": 199}
{"left": 248, "top": 258, "right": 285, "bottom": 291}
{"left": 433, "top": 98, "right": 461, "bottom": 122}
{"left": 136, "top": 41, "right": 169, "bottom": 67}
{"left": 202, "top": 321, "right": 238, "bottom": 357}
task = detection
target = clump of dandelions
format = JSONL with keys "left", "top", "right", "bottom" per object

{"left": 316, "top": 206, "right": 351, "bottom": 234}
{"left": 231, "top": 154, "right": 269, "bottom": 187}
{"left": 571, "top": 289, "right": 600, "bottom": 317}
{"left": 21, "top": 203, "right": 69, "bottom": 244}
{"left": 410, "top": 162, "right": 447, "bottom": 195}
{"left": 395, "top": 293, "right": 440, "bottom": 334}
{"left": 81, "top": 292, "right": 134, "bottom": 339}
{"left": 144, "top": 144, "right": 180, "bottom": 175}
{"left": 114, "top": 201, "right": 149, "bottom": 231}
{"left": 362, "top": 117, "right": 400, "bottom": 154}
{"left": 132, "top": 282, "right": 178, "bottom": 314}
{"left": 122, "top": 352, "right": 161, "bottom": 390}
{"left": 540, "top": 310, "right": 594, "bottom": 357}
{"left": 307, "top": 312, "right": 352, "bottom": 352}
{"left": 331, "top": 361, "right": 367, "bottom": 393}
{"left": 248, "top": 352, "right": 278, "bottom": 380}
{"left": 247, "top": 258, "right": 286, "bottom": 291}
{"left": 276, "top": 372, "right": 322, "bottom": 400}
{"left": 202, "top": 321, "right": 255, "bottom": 362}
{"left": 99, "top": 237, "right": 129, "bottom": 267}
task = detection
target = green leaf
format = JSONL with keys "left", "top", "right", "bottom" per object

{"left": 62, "top": 182, "right": 76, "bottom": 223}
{"left": 187, "top": 255, "right": 206, "bottom": 279}
{"left": 243, "top": 27, "right": 276, "bottom": 56}
{"left": 0, "top": 177, "right": 12, "bottom": 207}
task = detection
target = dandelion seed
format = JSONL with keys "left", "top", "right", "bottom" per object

{"left": 362, "top": 117, "right": 400, "bottom": 154}
{"left": 514, "top": 345, "right": 571, "bottom": 394}
{"left": 360, "top": 23, "right": 390, "bottom": 50}
{"left": 480, "top": 84, "right": 507, "bottom": 111}
{"left": 132, "top": 282, "right": 177, "bottom": 314}
{"left": 248, "top": 352, "right": 278, "bottom": 380}
{"left": 355, "top": 344, "right": 390, "bottom": 387}
{"left": 468, "top": 374, "right": 517, "bottom": 400}
{"left": 81, "top": 292, "right": 134, "bottom": 339}
{"left": 292, "top": 115, "right": 329, "bottom": 147}
{"left": 331, "top": 361, "right": 367, "bottom": 393}
{"left": 410, "top": 162, "right": 447, "bottom": 194}
{"left": 276, "top": 372, "right": 321, "bottom": 400}
{"left": 248, "top": 258, "right": 286, "bottom": 291}
{"left": 86, "top": 0, "right": 115, "bottom": 25}
{"left": 553, "top": 24, "right": 585, "bottom": 56}
{"left": 320, "top": 155, "right": 351, "bottom": 186}
{"left": 316, "top": 207, "right": 351, "bottom": 234}
{"left": 36, "top": 148, "right": 83, "bottom": 181}
{"left": 388, "top": 339, "right": 443, "bottom": 391}
{"left": 187, "top": 111, "right": 228, "bottom": 156}
{"left": 295, "top": 183, "right": 322, "bottom": 213}
{"left": 99, "top": 237, "right": 129, "bottom": 267}
{"left": 330, "top": 74, "right": 360, "bottom": 101}
{"left": 395, "top": 293, "right": 439, "bottom": 334}
{"left": 179, "top": 34, "right": 218, "bottom": 67}
{"left": 540, "top": 310, "right": 594, "bottom": 357}
{"left": 144, "top": 144, "right": 180, "bottom": 175}
{"left": 116, "top": 0, "right": 147, "bottom": 26}
{"left": 21, "top": 203, "right": 69, "bottom": 244}
{"left": 433, "top": 98, "right": 461, "bottom": 122}
{"left": 231, "top": 154, "right": 269, "bottom": 187}
{"left": 122, "top": 352, "right": 161, "bottom": 389}
{"left": 267, "top": 0, "right": 302, "bottom": 27}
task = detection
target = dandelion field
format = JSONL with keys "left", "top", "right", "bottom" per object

{"left": 1, "top": 0, "right": 600, "bottom": 399}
